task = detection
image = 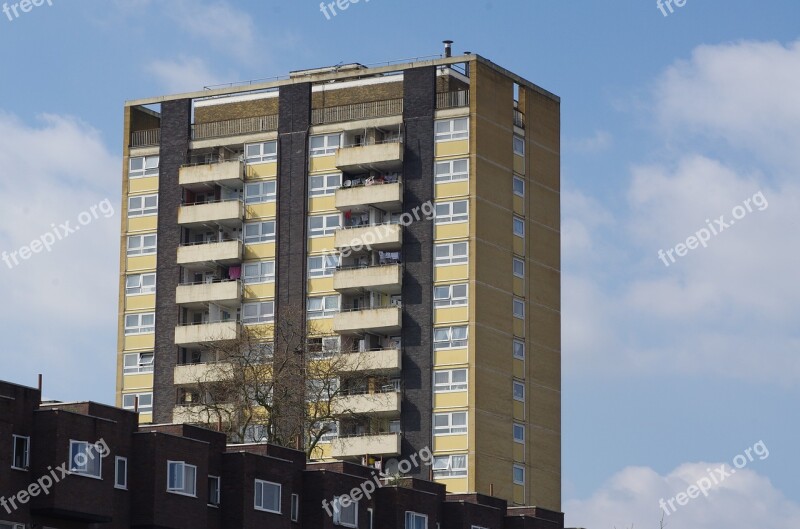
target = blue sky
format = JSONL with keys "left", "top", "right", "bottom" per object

{"left": 1, "top": 1, "right": 798, "bottom": 527}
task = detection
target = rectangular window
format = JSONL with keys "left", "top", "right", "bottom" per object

{"left": 115, "top": 457, "right": 128, "bottom": 489}
{"left": 368, "top": 508, "right": 374, "bottom": 529}
{"left": 513, "top": 298, "right": 525, "bottom": 319}
{"left": 513, "top": 339, "right": 525, "bottom": 360}
{"left": 12, "top": 435, "right": 29, "bottom": 470}
{"left": 291, "top": 493, "right": 299, "bottom": 522}
{"left": 434, "top": 158, "right": 469, "bottom": 183}
{"left": 124, "top": 313, "right": 155, "bottom": 335}
{"left": 513, "top": 175, "right": 525, "bottom": 197}
{"left": 513, "top": 135, "right": 525, "bottom": 156}
{"left": 128, "top": 194, "right": 158, "bottom": 216}
{"left": 513, "top": 381, "right": 525, "bottom": 402}
{"left": 245, "top": 141, "right": 278, "bottom": 163}
{"left": 70, "top": 441, "right": 103, "bottom": 478}
{"left": 333, "top": 496, "right": 358, "bottom": 527}
{"left": 167, "top": 461, "right": 197, "bottom": 496}
{"left": 312, "top": 420, "right": 339, "bottom": 443}
{"left": 123, "top": 352, "right": 154, "bottom": 374}
{"left": 405, "top": 511, "right": 429, "bottom": 529}
{"left": 513, "top": 464, "right": 525, "bottom": 485}
{"left": 433, "top": 369, "right": 467, "bottom": 392}
{"left": 122, "top": 392, "right": 153, "bottom": 412}
{"left": 245, "top": 181, "right": 277, "bottom": 204}
{"left": 308, "top": 336, "right": 340, "bottom": 360}
{"left": 242, "top": 301, "right": 275, "bottom": 324}
{"left": 127, "top": 234, "right": 157, "bottom": 256}
{"left": 244, "top": 221, "right": 276, "bottom": 244}
{"left": 434, "top": 242, "right": 468, "bottom": 266}
{"left": 433, "top": 283, "right": 468, "bottom": 307}
{"left": 433, "top": 326, "right": 468, "bottom": 350}
{"left": 308, "top": 254, "right": 339, "bottom": 278}
{"left": 129, "top": 155, "right": 159, "bottom": 178}
{"left": 309, "top": 173, "right": 342, "bottom": 196}
{"left": 309, "top": 214, "right": 341, "bottom": 237}
{"left": 433, "top": 411, "right": 467, "bottom": 435}
{"left": 513, "top": 257, "right": 525, "bottom": 278}
{"left": 435, "top": 118, "right": 469, "bottom": 142}
{"left": 254, "top": 479, "right": 281, "bottom": 513}
{"left": 243, "top": 261, "right": 275, "bottom": 284}
{"left": 126, "top": 273, "right": 156, "bottom": 295}
{"left": 432, "top": 454, "right": 467, "bottom": 478}
{"left": 513, "top": 423, "right": 525, "bottom": 444}
{"left": 307, "top": 295, "right": 340, "bottom": 319}
{"left": 208, "top": 476, "right": 221, "bottom": 506}
{"left": 434, "top": 200, "right": 468, "bottom": 224}
{"left": 310, "top": 133, "right": 341, "bottom": 156}
{"left": 513, "top": 216, "right": 525, "bottom": 237}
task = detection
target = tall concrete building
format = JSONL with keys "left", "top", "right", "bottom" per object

{"left": 116, "top": 50, "right": 561, "bottom": 509}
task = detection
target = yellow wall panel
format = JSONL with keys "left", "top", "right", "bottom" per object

{"left": 513, "top": 154, "right": 525, "bottom": 175}
{"left": 138, "top": 412, "right": 153, "bottom": 424}
{"left": 126, "top": 294, "right": 156, "bottom": 311}
{"left": 309, "top": 318, "right": 335, "bottom": 334}
{"left": 244, "top": 242, "right": 276, "bottom": 260}
{"left": 308, "top": 277, "right": 335, "bottom": 294}
{"left": 309, "top": 196, "right": 336, "bottom": 213}
{"left": 513, "top": 442, "right": 525, "bottom": 463}
{"left": 246, "top": 202, "right": 277, "bottom": 219}
{"left": 433, "top": 434, "right": 468, "bottom": 452}
{"left": 129, "top": 177, "right": 159, "bottom": 194}
{"left": 433, "top": 392, "right": 469, "bottom": 409}
{"left": 513, "top": 318, "right": 525, "bottom": 338}
{"left": 435, "top": 140, "right": 469, "bottom": 157}
{"left": 435, "top": 181, "right": 470, "bottom": 199}
{"left": 435, "top": 477, "right": 468, "bottom": 494}
{"left": 124, "top": 333, "right": 155, "bottom": 351}
{"left": 513, "top": 276, "right": 524, "bottom": 297}
{"left": 513, "top": 358, "right": 525, "bottom": 379}
{"left": 513, "top": 400, "right": 525, "bottom": 421}
{"left": 435, "top": 222, "right": 469, "bottom": 240}
{"left": 434, "top": 348, "right": 468, "bottom": 366}
{"left": 513, "top": 484, "right": 525, "bottom": 505}
{"left": 127, "top": 215, "right": 158, "bottom": 233}
{"left": 307, "top": 236, "right": 335, "bottom": 254}
{"left": 513, "top": 235, "right": 525, "bottom": 255}
{"left": 122, "top": 374, "right": 153, "bottom": 391}
{"left": 434, "top": 306, "right": 469, "bottom": 325}
{"left": 246, "top": 162, "right": 278, "bottom": 179}
{"left": 127, "top": 255, "right": 157, "bottom": 272}
{"left": 513, "top": 194, "right": 524, "bottom": 215}
{"left": 244, "top": 282, "right": 275, "bottom": 300}
{"left": 309, "top": 155, "right": 337, "bottom": 173}
{"left": 434, "top": 264, "right": 469, "bottom": 282}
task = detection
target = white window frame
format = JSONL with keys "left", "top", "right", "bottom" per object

{"left": 368, "top": 508, "right": 374, "bottom": 529}
{"left": 308, "top": 214, "right": 341, "bottom": 238}
{"left": 124, "top": 313, "right": 155, "bottom": 335}
{"left": 433, "top": 411, "right": 467, "bottom": 436}
{"left": 513, "top": 216, "right": 525, "bottom": 237}
{"left": 245, "top": 180, "right": 277, "bottom": 204}
{"left": 126, "top": 273, "right": 156, "bottom": 295}
{"left": 513, "top": 464, "right": 526, "bottom": 485}
{"left": 433, "top": 283, "right": 468, "bottom": 307}
{"left": 434, "top": 200, "right": 468, "bottom": 225}
{"left": 123, "top": 352, "right": 154, "bottom": 374}
{"left": 434, "top": 158, "right": 469, "bottom": 183}
{"left": 167, "top": 461, "right": 197, "bottom": 497}
{"left": 307, "top": 295, "right": 340, "bottom": 319}
{"left": 129, "top": 155, "right": 159, "bottom": 178}
{"left": 291, "top": 493, "right": 300, "bottom": 522}
{"left": 245, "top": 141, "right": 278, "bottom": 163}
{"left": 244, "top": 221, "right": 276, "bottom": 244}
{"left": 405, "top": 511, "right": 429, "bottom": 529}
{"left": 333, "top": 496, "right": 358, "bottom": 527}
{"left": 122, "top": 392, "right": 153, "bottom": 413}
{"left": 310, "top": 133, "right": 341, "bottom": 157}
{"left": 513, "top": 175, "right": 525, "bottom": 197}
{"left": 513, "top": 423, "right": 525, "bottom": 444}
{"left": 434, "top": 242, "right": 468, "bottom": 267}
{"left": 433, "top": 325, "right": 468, "bottom": 350}
{"left": 435, "top": 117, "right": 469, "bottom": 142}
{"left": 309, "top": 173, "right": 342, "bottom": 196}
{"left": 513, "top": 135, "right": 525, "bottom": 156}
{"left": 433, "top": 369, "right": 467, "bottom": 393}
{"left": 432, "top": 454, "right": 467, "bottom": 478}
{"left": 254, "top": 479, "right": 282, "bottom": 514}
{"left": 308, "top": 336, "right": 341, "bottom": 360}
{"left": 513, "top": 339, "right": 525, "bottom": 361}
{"left": 513, "top": 257, "right": 525, "bottom": 278}
{"left": 243, "top": 260, "right": 275, "bottom": 284}
{"left": 127, "top": 234, "right": 157, "bottom": 256}
{"left": 115, "top": 456, "right": 128, "bottom": 489}
{"left": 308, "top": 254, "right": 339, "bottom": 278}
{"left": 12, "top": 435, "right": 29, "bottom": 470}
{"left": 69, "top": 440, "right": 103, "bottom": 479}
{"left": 513, "top": 298, "right": 525, "bottom": 319}
{"left": 128, "top": 194, "right": 158, "bottom": 217}
{"left": 242, "top": 301, "right": 275, "bottom": 324}
{"left": 513, "top": 381, "right": 525, "bottom": 402}
{"left": 208, "top": 475, "right": 221, "bottom": 506}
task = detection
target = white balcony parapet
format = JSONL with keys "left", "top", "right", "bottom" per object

{"left": 179, "top": 160, "right": 244, "bottom": 187}
{"left": 333, "top": 264, "right": 402, "bottom": 294}
{"left": 330, "top": 432, "right": 401, "bottom": 458}
{"left": 333, "top": 306, "right": 402, "bottom": 335}
{"left": 177, "top": 240, "right": 242, "bottom": 266}
{"left": 174, "top": 321, "right": 239, "bottom": 346}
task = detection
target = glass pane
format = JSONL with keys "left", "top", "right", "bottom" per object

{"left": 433, "top": 286, "right": 448, "bottom": 300}
{"left": 130, "top": 157, "right": 144, "bottom": 171}
{"left": 452, "top": 284, "right": 467, "bottom": 298}
{"left": 452, "top": 370, "right": 467, "bottom": 383}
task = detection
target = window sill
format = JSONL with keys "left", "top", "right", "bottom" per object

{"left": 10, "top": 466, "right": 29, "bottom": 472}
{"left": 167, "top": 490, "right": 197, "bottom": 498}
{"left": 70, "top": 472, "right": 103, "bottom": 480}
{"left": 254, "top": 507, "right": 282, "bottom": 514}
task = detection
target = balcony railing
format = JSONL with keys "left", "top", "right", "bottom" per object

{"left": 514, "top": 108, "right": 525, "bottom": 129}
{"left": 436, "top": 90, "right": 470, "bottom": 109}
{"left": 130, "top": 128, "right": 161, "bottom": 148}
{"left": 192, "top": 115, "right": 278, "bottom": 140}
{"left": 312, "top": 99, "right": 403, "bottom": 125}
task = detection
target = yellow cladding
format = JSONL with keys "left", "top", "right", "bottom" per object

{"left": 310, "top": 442, "right": 334, "bottom": 460}
{"left": 309, "top": 196, "right": 336, "bottom": 213}
{"left": 126, "top": 294, "right": 156, "bottom": 311}
{"left": 433, "top": 391, "right": 468, "bottom": 408}
{"left": 436, "top": 477, "right": 468, "bottom": 494}
{"left": 513, "top": 400, "right": 525, "bottom": 421}
{"left": 513, "top": 276, "right": 524, "bottom": 297}
{"left": 246, "top": 162, "right": 278, "bottom": 179}
{"left": 513, "top": 358, "right": 525, "bottom": 379}
{"left": 513, "top": 484, "right": 525, "bottom": 505}
{"left": 127, "top": 255, "right": 157, "bottom": 272}
{"left": 434, "top": 222, "right": 469, "bottom": 240}
{"left": 310, "top": 317, "right": 335, "bottom": 333}
{"left": 138, "top": 412, "right": 153, "bottom": 424}
{"left": 434, "top": 306, "right": 469, "bottom": 325}
{"left": 124, "top": 333, "right": 154, "bottom": 351}
{"left": 435, "top": 140, "right": 469, "bottom": 157}
{"left": 308, "top": 236, "right": 335, "bottom": 254}
{"left": 513, "top": 317, "right": 525, "bottom": 338}
{"left": 513, "top": 442, "right": 525, "bottom": 462}
{"left": 513, "top": 234, "right": 525, "bottom": 255}
{"left": 244, "top": 282, "right": 275, "bottom": 300}
{"left": 513, "top": 154, "right": 525, "bottom": 175}
{"left": 434, "top": 264, "right": 469, "bottom": 282}
{"left": 435, "top": 181, "right": 469, "bottom": 199}
{"left": 308, "top": 277, "right": 335, "bottom": 294}
{"left": 127, "top": 216, "right": 157, "bottom": 232}
{"left": 246, "top": 203, "right": 276, "bottom": 219}
{"left": 434, "top": 348, "right": 468, "bottom": 366}
{"left": 129, "top": 177, "right": 159, "bottom": 194}
{"left": 433, "top": 434, "right": 468, "bottom": 452}
{"left": 513, "top": 194, "right": 524, "bottom": 215}
{"left": 244, "top": 242, "right": 276, "bottom": 260}
{"left": 122, "top": 373, "right": 153, "bottom": 391}
{"left": 309, "top": 155, "right": 337, "bottom": 173}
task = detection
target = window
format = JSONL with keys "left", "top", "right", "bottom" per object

{"left": 368, "top": 508, "right": 374, "bottom": 529}
{"left": 311, "top": 420, "right": 339, "bottom": 442}
{"left": 434, "top": 158, "right": 469, "bottom": 183}
{"left": 513, "top": 423, "right": 525, "bottom": 444}
{"left": 12, "top": 435, "right": 29, "bottom": 470}
{"left": 405, "top": 511, "right": 428, "bottom": 529}
{"left": 434, "top": 200, "right": 468, "bottom": 224}
{"left": 246, "top": 141, "right": 278, "bottom": 163}
{"left": 128, "top": 194, "right": 158, "bottom": 216}
{"left": 129, "top": 155, "right": 159, "bottom": 178}
{"left": 308, "top": 254, "right": 339, "bottom": 278}
{"left": 513, "top": 216, "right": 525, "bottom": 237}
{"left": 435, "top": 118, "right": 469, "bottom": 141}
{"left": 308, "top": 336, "right": 340, "bottom": 359}
{"left": 127, "top": 234, "right": 157, "bottom": 256}
{"left": 243, "top": 261, "right": 275, "bottom": 284}
{"left": 70, "top": 441, "right": 103, "bottom": 478}
{"left": 115, "top": 457, "right": 128, "bottom": 489}
{"left": 433, "top": 326, "right": 468, "bottom": 350}
{"left": 513, "top": 298, "right": 525, "bottom": 319}
{"left": 513, "top": 175, "right": 525, "bottom": 197}
{"left": 310, "top": 173, "right": 342, "bottom": 196}
{"left": 245, "top": 181, "right": 277, "bottom": 204}
{"left": 243, "top": 301, "right": 275, "bottom": 324}
{"left": 0, "top": 523, "right": 25, "bottom": 529}
{"left": 513, "top": 381, "right": 525, "bottom": 402}
{"left": 433, "top": 284, "right": 468, "bottom": 307}
{"left": 254, "top": 479, "right": 281, "bottom": 513}
{"left": 434, "top": 242, "right": 468, "bottom": 266}
{"left": 310, "top": 133, "right": 341, "bottom": 156}
{"left": 122, "top": 392, "right": 153, "bottom": 412}
{"left": 513, "top": 135, "right": 525, "bottom": 156}
{"left": 432, "top": 455, "right": 467, "bottom": 478}
{"left": 167, "top": 461, "right": 197, "bottom": 496}
{"left": 513, "top": 257, "right": 525, "bottom": 278}
{"left": 244, "top": 221, "right": 276, "bottom": 244}
{"left": 513, "top": 339, "right": 525, "bottom": 360}
{"left": 307, "top": 295, "right": 340, "bottom": 319}
{"left": 124, "top": 313, "right": 155, "bottom": 335}
{"left": 513, "top": 464, "right": 525, "bottom": 485}
{"left": 434, "top": 412, "right": 467, "bottom": 435}
{"left": 208, "top": 476, "right": 221, "bottom": 506}
{"left": 309, "top": 214, "right": 341, "bottom": 237}
{"left": 433, "top": 369, "right": 467, "bottom": 392}
{"left": 291, "top": 493, "right": 299, "bottom": 522}
{"left": 126, "top": 273, "right": 156, "bottom": 295}
{"left": 333, "top": 496, "right": 357, "bottom": 527}
{"left": 123, "top": 352, "right": 154, "bottom": 374}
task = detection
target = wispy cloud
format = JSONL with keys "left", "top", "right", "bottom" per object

{"left": 146, "top": 56, "right": 227, "bottom": 94}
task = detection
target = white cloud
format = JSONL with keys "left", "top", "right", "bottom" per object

{"left": 147, "top": 56, "right": 227, "bottom": 93}
{"left": 566, "top": 130, "right": 613, "bottom": 153}
{"left": 169, "top": 0, "right": 256, "bottom": 61}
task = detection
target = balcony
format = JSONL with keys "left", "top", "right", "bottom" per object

{"left": 339, "top": 349, "right": 402, "bottom": 374}
{"left": 191, "top": 115, "right": 278, "bottom": 141}
{"left": 311, "top": 99, "right": 403, "bottom": 125}
{"left": 173, "top": 363, "right": 230, "bottom": 385}
{"left": 174, "top": 321, "right": 239, "bottom": 346}
{"left": 176, "top": 280, "right": 241, "bottom": 308}
{"left": 334, "top": 306, "right": 402, "bottom": 335}
{"left": 177, "top": 240, "right": 242, "bottom": 266}
{"left": 333, "top": 264, "right": 402, "bottom": 295}
{"left": 334, "top": 224, "right": 402, "bottom": 252}
{"left": 335, "top": 140, "right": 403, "bottom": 173}
{"left": 330, "top": 432, "right": 401, "bottom": 459}
{"left": 130, "top": 128, "right": 160, "bottom": 148}
{"left": 436, "top": 90, "right": 470, "bottom": 110}
{"left": 179, "top": 160, "right": 244, "bottom": 188}
{"left": 333, "top": 390, "right": 401, "bottom": 416}
{"left": 335, "top": 181, "right": 403, "bottom": 212}
{"left": 178, "top": 199, "right": 244, "bottom": 228}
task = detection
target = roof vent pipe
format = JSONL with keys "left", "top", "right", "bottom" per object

{"left": 443, "top": 40, "right": 453, "bottom": 58}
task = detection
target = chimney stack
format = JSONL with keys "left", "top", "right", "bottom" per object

{"left": 443, "top": 40, "right": 453, "bottom": 58}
